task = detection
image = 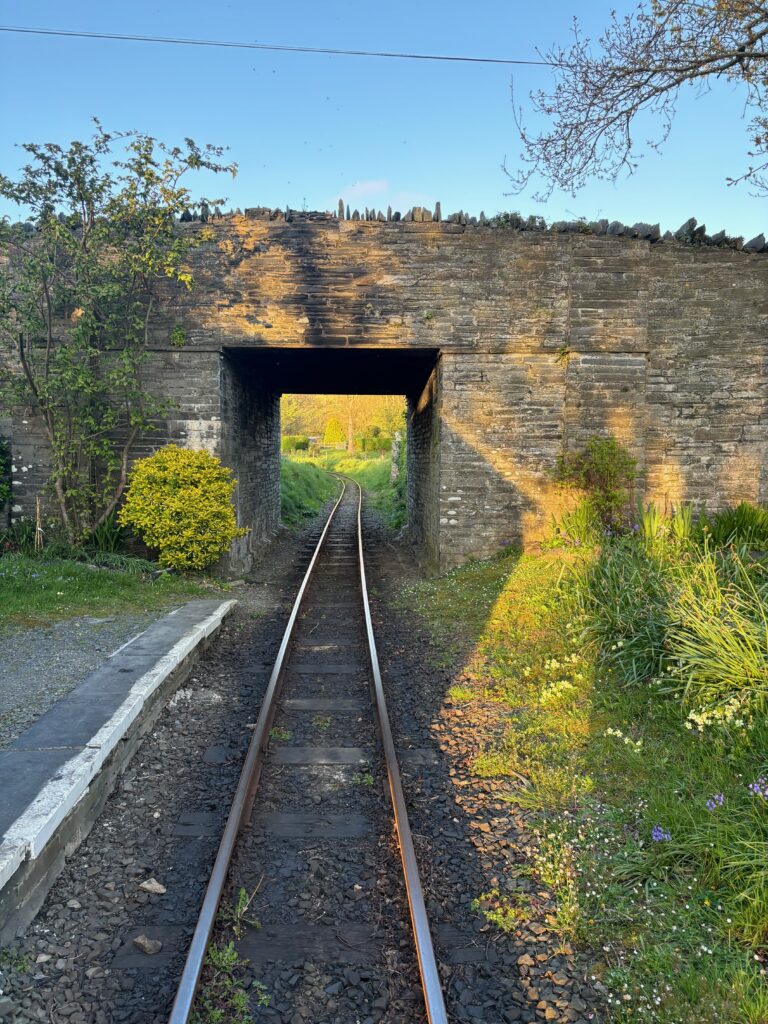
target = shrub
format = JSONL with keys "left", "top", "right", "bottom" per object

{"left": 118, "top": 445, "right": 246, "bottom": 569}
{"left": 280, "top": 434, "right": 309, "bottom": 453}
{"left": 554, "top": 435, "right": 637, "bottom": 528}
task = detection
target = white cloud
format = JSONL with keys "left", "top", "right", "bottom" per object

{"left": 340, "top": 179, "right": 389, "bottom": 204}
{"left": 334, "top": 180, "right": 433, "bottom": 215}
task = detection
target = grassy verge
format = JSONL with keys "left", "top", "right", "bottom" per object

{"left": 401, "top": 536, "right": 768, "bottom": 1023}
{"left": 0, "top": 553, "right": 211, "bottom": 629}
{"left": 289, "top": 450, "right": 405, "bottom": 528}
{"left": 280, "top": 456, "right": 340, "bottom": 528}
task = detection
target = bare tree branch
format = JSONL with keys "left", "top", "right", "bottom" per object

{"left": 509, "top": 1, "right": 768, "bottom": 198}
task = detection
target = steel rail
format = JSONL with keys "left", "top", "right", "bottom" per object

{"left": 353, "top": 480, "right": 449, "bottom": 1024}
{"left": 168, "top": 479, "right": 347, "bottom": 1024}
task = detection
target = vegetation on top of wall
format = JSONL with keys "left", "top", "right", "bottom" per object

{"left": 118, "top": 445, "right": 246, "bottom": 570}
{"left": 400, "top": 498, "right": 768, "bottom": 1023}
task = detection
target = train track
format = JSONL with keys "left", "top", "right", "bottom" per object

{"left": 169, "top": 477, "right": 448, "bottom": 1024}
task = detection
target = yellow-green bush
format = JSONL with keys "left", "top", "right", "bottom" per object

{"left": 119, "top": 445, "right": 246, "bottom": 570}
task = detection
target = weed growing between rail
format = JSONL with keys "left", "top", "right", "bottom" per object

{"left": 193, "top": 889, "right": 269, "bottom": 1024}
{"left": 401, "top": 518, "right": 768, "bottom": 1022}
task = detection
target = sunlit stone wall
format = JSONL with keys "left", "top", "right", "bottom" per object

{"left": 6, "top": 213, "right": 768, "bottom": 568}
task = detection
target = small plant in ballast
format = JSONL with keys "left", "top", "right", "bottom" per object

{"left": 118, "top": 445, "right": 247, "bottom": 570}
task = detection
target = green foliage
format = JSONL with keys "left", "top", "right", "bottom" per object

{"left": 308, "top": 450, "right": 406, "bottom": 529}
{"left": 401, "top": 529, "right": 768, "bottom": 1020}
{"left": 357, "top": 431, "right": 392, "bottom": 453}
{"left": 118, "top": 445, "right": 246, "bottom": 570}
{"left": 554, "top": 435, "right": 637, "bottom": 528}
{"left": 569, "top": 540, "right": 673, "bottom": 686}
{"left": 699, "top": 502, "right": 768, "bottom": 550}
{"left": 671, "top": 545, "right": 768, "bottom": 727}
{"left": 0, "top": 122, "right": 236, "bottom": 541}
{"left": 322, "top": 416, "right": 345, "bottom": 445}
{"left": 0, "top": 551, "right": 206, "bottom": 627}
{"left": 280, "top": 434, "right": 309, "bottom": 453}
{"left": 280, "top": 457, "right": 339, "bottom": 527}
{"left": 0, "top": 517, "right": 36, "bottom": 555}
{"left": 547, "top": 498, "right": 601, "bottom": 548}
{"left": 192, "top": 941, "right": 268, "bottom": 1024}
{"left": 87, "top": 511, "right": 124, "bottom": 553}
{"left": 0, "top": 437, "right": 10, "bottom": 510}
{"left": 472, "top": 889, "right": 532, "bottom": 933}
{"left": 170, "top": 324, "right": 188, "bottom": 348}
{"left": 219, "top": 887, "right": 261, "bottom": 941}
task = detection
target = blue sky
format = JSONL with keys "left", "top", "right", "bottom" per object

{"left": 0, "top": 0, "right": 765, "bottom": 236}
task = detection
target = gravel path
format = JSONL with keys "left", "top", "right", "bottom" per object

{"left": 0, "top": 614, "right": 161, "bottom": 749}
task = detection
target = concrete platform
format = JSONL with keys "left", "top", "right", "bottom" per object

{"left": 0, "top": 598, "right": 236, "bottom": 940}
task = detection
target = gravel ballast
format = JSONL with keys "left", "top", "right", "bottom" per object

{"left": 0, "top": 501, "right": 606, "bottom": 1024}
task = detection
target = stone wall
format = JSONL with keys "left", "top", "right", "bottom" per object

{"left": 5, "top": 214, "right": 768, "bottom": 569}
{"left": 220, "top": 352, "right": 281, "bottom": 567}
{"left": 407, "top": 364, "right": 441, "bottom": 569}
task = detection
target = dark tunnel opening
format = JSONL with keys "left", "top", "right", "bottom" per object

{"left": 219, "top": 347, "right": 442, "bottom": 571}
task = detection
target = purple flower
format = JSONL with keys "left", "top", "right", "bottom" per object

{"left": 705, "top": 793, "right": 725, "bottom": 812}
{"left": 748, "top": 777, "right": 768, "bottom": 800}
{"left": 651, "top": 824, "right": 671, "bottom": 842}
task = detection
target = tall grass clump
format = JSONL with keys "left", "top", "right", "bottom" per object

{"left": 670, "top": 544, "right": 768, "bottom": 727}
{"left": 568, "top": 540, "right": 673, "bottom": 686}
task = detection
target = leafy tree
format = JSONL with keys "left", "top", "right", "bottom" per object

{"left": 323, "top": 416, "right": 345, "bottom": 445}
{"left": 510, "top": 1, "right": 768, "bottom": 197}
{"left": 0, "top": 122, "right": 236, "bottom": 541}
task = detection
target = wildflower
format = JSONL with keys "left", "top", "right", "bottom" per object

{"left": 748, "top": 776, "right": 768, "bottom": 800}
{"left": 651, "top": 824, "right": 671, "bottom": 842}
{"left": 705, "top": 793, "right": 725, "bottom": 811}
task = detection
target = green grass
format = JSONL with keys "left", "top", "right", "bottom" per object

{"left": 401, "top": 536, "right": 768, "bottom": 1023}
{"left": 288, "top": 450, "right": 406, "bottom": 528}
{"left": 280, "top": 456, "right": 340, "bottom": 527}
{"left": 0, "top": 553, "right": 210, "bottom": 629}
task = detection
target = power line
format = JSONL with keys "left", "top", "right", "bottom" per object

{"left": 0, "top": 24, "right": 557, "bottom": 67}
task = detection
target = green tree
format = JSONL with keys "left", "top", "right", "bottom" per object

{"left": 510, "top": 1, "right": 768, "bottom": 197}
{"left": 323, "top": 416, "right": 345, "bottom": 445}
{"left": 0, "top": 122, "right": 236, "bottom": 541}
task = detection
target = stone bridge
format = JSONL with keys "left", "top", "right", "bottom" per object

{"left": 8, "top": 211, "right": 768, "bottom": 570}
